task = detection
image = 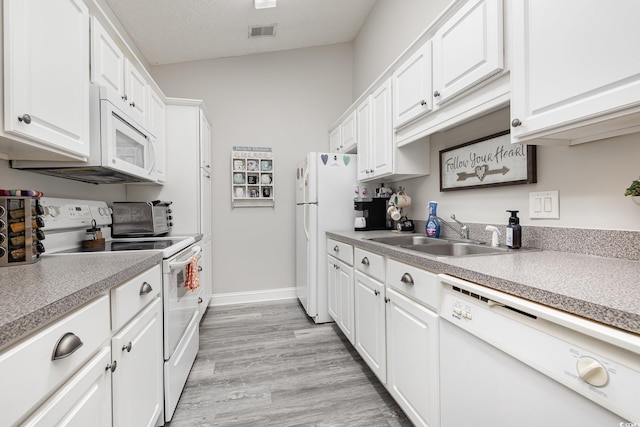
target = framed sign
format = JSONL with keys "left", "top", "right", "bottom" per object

{"left": 439, "top": 131, "right": 536, "bottom": 191}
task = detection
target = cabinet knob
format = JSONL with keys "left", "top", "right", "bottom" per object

{"left": 374, "top": 289, "right": 380, "bottom": 296}
{"left": 198, "top": 266, "right": 203, "bottom": 272}
{"left": 130, "top": 101, "right": 136, "bottom": 107}
{"left": 52, "top": 332, "right": 83, "bottom": 360}
{"left": 420, "top": 100, "right": 427, "bottom": 106}
{"left": 384, "top": 297, "right": 390, "bottom": 303}
{"left": 139, "top": 281, "right": 153, "bottom": 295}
{"left": 122, "top": 342, "right": 132, "bottom": 352}
{"left": 361, "top": 257, "right": 370, "bottom": 266}
{"left": 106, "top": 360, "right": 117, "bottom": 372}
{"left": 433, "top": 91, "right": 440, "bottom": 97}
{"left": 198, "top": 297, "right": 203, "bottom": 304}
{"left": 400, "top": 272, "right": 414, "bottom": 286}
{"left": 122, "top": 94, "right": 128, "bottom": 101}
{"left": 511, "top": 118, "right": 522, "bottom": 127}
{"left": 18, "top": 114, "right": 32, "bottom": 124}
{"left": 333, "top": 245, "right": 339, "bottom": 252}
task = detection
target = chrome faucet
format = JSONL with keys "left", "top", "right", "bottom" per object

{"left": 437, "top": 214, "right": 469, "bottom": 240}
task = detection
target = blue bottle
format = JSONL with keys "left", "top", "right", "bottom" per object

{"left": 426, "top": 201, "right": 440, "bottom": 238}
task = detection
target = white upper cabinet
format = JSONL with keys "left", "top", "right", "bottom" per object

{"left": 148, "top": 87, "right": 166, "bottom": 182}
{"left": 510, "top": 0, "right": 640, "bottom": 145}
{"left": 356, "top": 96, "right": 371, "bottom": 181}
{"left": 370, "top": 80, "right": 394, "bottom": 179}
{"left": 393, "top": 42, "right": 433, "bottom": 129}
{"left": 90, "top": 18, "right": 148, "bottom": 128}
{"left": 433, "top": 0, "right": 504, "bottom": 106}
{"left": 329, "top": 109, "right": 357, "bottom": 153}
{"left": 3, "top": 0, "right": 90, "bottom": 160}
{"left": 329, "top": 125, "right": 341, "bottom": 153}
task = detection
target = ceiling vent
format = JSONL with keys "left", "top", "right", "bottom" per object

{"left": 249, "top": 24, "right": 277, "bottom": 38}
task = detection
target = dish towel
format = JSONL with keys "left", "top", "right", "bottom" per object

{"left": 184, "top": 255, "right": 200, "bottom": 292}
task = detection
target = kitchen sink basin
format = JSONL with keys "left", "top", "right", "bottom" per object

{"left": 368, "top": 235, "right": 447, "bottom": 246}
{"left": 368, "top": 235, "right": 523, "bottom": 257}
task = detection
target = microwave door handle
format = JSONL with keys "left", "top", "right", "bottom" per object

{"left": 168, "top": 246, "right": 202, "bottom": 271}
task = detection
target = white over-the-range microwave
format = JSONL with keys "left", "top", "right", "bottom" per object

{"left": 11, "top": 85, "right": 160, "bottom": 184}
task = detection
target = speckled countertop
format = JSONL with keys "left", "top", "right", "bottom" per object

{"left": 327, "top": 230, "right": 640, "bottom": 336}
{"left": 0, "top": 252, "right": 163, "bottom": 349}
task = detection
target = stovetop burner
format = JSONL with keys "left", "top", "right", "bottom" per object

{"left": 57, "top": 239, "right": 188, "bottom": 253}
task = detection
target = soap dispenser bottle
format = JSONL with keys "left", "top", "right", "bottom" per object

{"left": 426, "top": 201, "right": 440, "bottom": 238}
{"left": 505, "top": 210, "right": 521, "bottom": 249}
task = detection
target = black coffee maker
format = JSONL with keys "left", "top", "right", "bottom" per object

{"left": 354, "top": 197, "right": 392, "bottom": 231}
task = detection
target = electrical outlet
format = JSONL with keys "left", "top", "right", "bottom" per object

{"left": 529, "top": 190, "right": 559, "bottom": 219}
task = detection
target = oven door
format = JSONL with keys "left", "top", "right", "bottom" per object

{"left": 163, "top": 244, "right": 202, "bottom": 359}
{"left": 101, "top": 99, "right": 155, "bottom": 180}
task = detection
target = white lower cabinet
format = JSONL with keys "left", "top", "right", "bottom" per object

{"left": 327, "top": 255, "right": 355, "bottom": 345}
{"left": 354, "top": 270, "right": 386, "bottom": 383}
{"left": 21, "top": 346, "right": 113, "bottom": 427}
{"left": 386, "top": 287, "right": 439, "bottom": 427}
{"left": 111, "top": 297, "right": 163, "bottom": 427}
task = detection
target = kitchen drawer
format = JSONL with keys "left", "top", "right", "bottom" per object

{"left": 327, "top": 238, "right": 353, "bottom": 266}
{"left": 0, "top": 295, "right": 110, "bottom": 426}
{"left": 386, "top": 259, "right": 438, "bottom": 311}
{"left": 111, "top": 264, "right": 162, "bottom": 331}
{"left": 354, "top": 248, "right": 385, "bottom": 282}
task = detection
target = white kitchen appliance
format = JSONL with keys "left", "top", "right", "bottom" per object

{"left": 439, "top": 274, "right": 640, "bottom": 426}
{"left": 11, "top": 86, "right": 159, "bottom": 184}
{"left": 39, "top": 197, "right": 202, "bottom": 423}
{"left": 295, "top": 152, "right": 357, "bottom": 323}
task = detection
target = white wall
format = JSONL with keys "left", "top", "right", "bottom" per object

{"left": 0, "top": 160, "right": 126, "bottom": 202}
{"left": 396, "top": 109, "right": 640, "bottom": 231}
{"left": 353, "top": 0, "right": 450, "bottom": 96}
{"left": 151, "top": 43, "right": 353, "bottom": 294}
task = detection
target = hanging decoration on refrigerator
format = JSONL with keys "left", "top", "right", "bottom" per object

{"left": 231, "top": 146, "right": 274, "bottom": 208}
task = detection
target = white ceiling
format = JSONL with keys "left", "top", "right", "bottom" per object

{"left": 105, "top": 0, "right": 377, "bottom": 66}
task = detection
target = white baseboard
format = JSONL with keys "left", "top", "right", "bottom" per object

{"left": 209, "top": 287, "right": 298, "bottom": 306}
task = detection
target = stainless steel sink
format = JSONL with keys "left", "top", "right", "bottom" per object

{"left": 368, "top": 235, "right": 448, "bottom": 246}
{"left": 368, "top": 235, "right": 520, "bottom": 257}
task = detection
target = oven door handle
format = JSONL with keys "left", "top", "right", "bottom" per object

{"left": 168, "top": 246, "right": 202, "bottom": 271}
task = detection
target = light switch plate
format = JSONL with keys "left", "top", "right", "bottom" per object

{"left": 529, "top": 190, "right": 559, "bottom": 219}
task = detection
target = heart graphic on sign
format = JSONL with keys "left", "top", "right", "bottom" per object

{"left": 321, "top": 154, "right": 328, "bottom": 165}
{"left": 475, "top": 165, "right": 488, "bottom": 181}
{"left": 343, "top": 156, "right": 350, "bottom": 166}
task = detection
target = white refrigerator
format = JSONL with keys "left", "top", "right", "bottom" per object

{"left": 296, "top": 152, "right": 357, "bottom": 323}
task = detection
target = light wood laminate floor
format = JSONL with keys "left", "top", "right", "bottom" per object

{"left": 168, "top": 299, "right": 412, "bottom": 426}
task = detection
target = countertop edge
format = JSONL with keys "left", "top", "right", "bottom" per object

{"left": 327, "top": 231, "right": 640, "bottom": 335}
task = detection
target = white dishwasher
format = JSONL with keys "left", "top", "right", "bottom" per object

{"left": 439, "top": 274, "right": 640, "bottom": 426}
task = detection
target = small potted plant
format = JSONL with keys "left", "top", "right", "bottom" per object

{"left": 624, "top": 178, "right": 640, "bottom": 205}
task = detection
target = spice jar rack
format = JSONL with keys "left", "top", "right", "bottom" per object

{"left": 231, "top": 146, "right": 274, "bottom": 207}
{"left": 0, "top": 195, "right": 46, "bottom": 266}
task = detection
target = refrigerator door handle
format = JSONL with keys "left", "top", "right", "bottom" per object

{"left": 303, "top": 203, "right": 310, "bottom": 241}
{"left": 302, "top": 164, "right": 311, "bottom": 240}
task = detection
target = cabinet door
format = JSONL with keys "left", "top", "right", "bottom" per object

{"left": 386, "top": 288, "right": 439, "bottom": 427}
{"left": 370, "top": 79, "right": 393, "bottom": 178}
{"left": 199, "top": 110, "right": 212, "bottom": 237}
{"left": 327, "top": 257, "right": 340, "bottom": 323}
{"left": 356, "top": 96, "right": 371, "bottom": 181}
{"left": 198, "top": 239, "right": 213, "bottom": 311}
{"left": 393, "top": 42, "right": 433, "bottom": 129}
{"left": 148, "top": 89, "right": 166, "bottom": 182}
{"left": 90, "top": 17, "right": 126, "bottom": 109}
{"left": 329, "top": 125, "right": 341, "bottom": 153}
{"left": 340, "top": 110, "right": 357, "bottom": 153}
{"left": 510, "top": 0, "right": 640, "bottom": 141}
{"left": 433, "top": 0, "right": 503, "bottom": 106}
{"left": 337, "top": 259, "right": 355, "bottom": 345}
{"left": 112, "top": 298, "right": 163, "bottom": 427}
{"left": 4, "top": 0, "right": 90, "bottom": 158}
{"left": 124, "top": 59, "right": 148, "bottom": 127}
{"left": 21, "top": 347, "right": 112, "bottom": 427}
{"left": 354, "top": 271, "right": 386, "bottom": 383}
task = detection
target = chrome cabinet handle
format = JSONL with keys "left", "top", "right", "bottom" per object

{"left": 122, "top": 342, "right": 132, "bottom": 352}
{"left": 198, "top": 266, "right": 203, "bottom": 272}
{"left": 198, "top": 297, "right": 203, "bottom": 304}
{"left": 52, "top": 332, "right": 83, "bottom": 360}
{"left": 122, "top": 94, "right": 128, "bottom": 101}
{"left": 433, "top": 91, "right": 440, "bottom": 97}
{"left": 333, "top": 245, "right": 339, "bottom": 252}
{"left": 130, "top": 101, "right": 136, "bottom": 107}
{"left": 400, "top": 273, "right": 414, "bottom": 286}
{"left": 374, "top": 289, "right": 380, "bottom": 296}
{"left": 511, "top": 118, "right": 522, "bottom": 127}
{"left": 139, "top": 282, "right": 153, "bottom": 295}
{"left": 18, "top": 114, "right": 32, "bottom": 124}
{"left": 361, "top": 257, "right": 370, "bottom": 266}
{"left": 106, "top": 360, "right": 117, "bottom": 372}
{"left": 384, "top": 297, "right": 390, "bottom": 303}
{"left": 420, "top": 100, "right": 427, "bottom": 106}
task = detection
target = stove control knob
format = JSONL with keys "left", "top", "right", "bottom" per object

{"left": 577, "top": 356, "right": 608, "bottom": 387}
{"left": 167, "top": 209, "right": 172, "bottom": 214}
{"left": 168, "top": 222, "right": 174, "bottom": 227}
